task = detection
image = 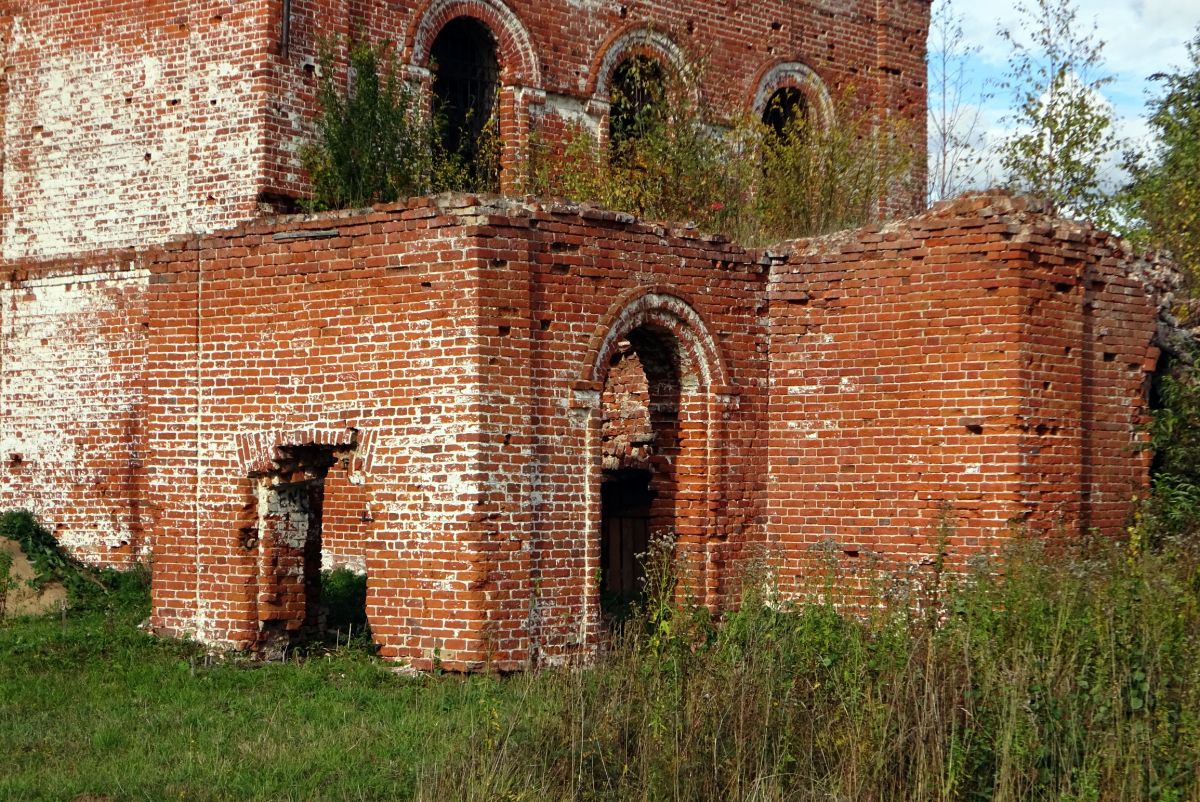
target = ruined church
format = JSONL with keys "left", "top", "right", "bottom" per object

{"left": 0, "top": 0, "right": 1161, "bottom": 669}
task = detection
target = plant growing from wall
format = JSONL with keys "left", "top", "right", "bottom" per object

{"left": 528, "top": 64, "right": 913, "bottom": 245}
{"left": 301, "top": 39, "right": 496, "bottom": 211}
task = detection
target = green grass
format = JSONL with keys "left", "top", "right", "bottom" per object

{"left": 0, "top": 586, "right": 518, "bottom": 801}
{"left": 3, "top": 536, "right": 1199, "bottom": 801}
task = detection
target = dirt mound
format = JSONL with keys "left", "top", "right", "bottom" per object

{"left": 1, "top": 538, "right": 68, "bottom": 618}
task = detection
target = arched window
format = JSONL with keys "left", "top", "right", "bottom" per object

{"left": 430, "top": 17, "right": 500, "bottom": 190}
{"left": 608, "top": 56, "right": 667, "bottom": 155}
{"left": 762, "top": 86, "right": 808, "bottom": 140}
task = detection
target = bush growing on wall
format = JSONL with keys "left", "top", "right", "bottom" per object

{"left": 301, "top": 39, "right": 499, "bottom": 211}
{"left": 528, "top": 64, "right": 914, "bottom": 244}
{"left": 303, "top": 41, "right": 913, "bottom": 240}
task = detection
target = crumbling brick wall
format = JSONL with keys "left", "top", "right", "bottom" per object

{"left": 766, "top": 194, "right": 1159, "bottom": 595}
{"left": 0, "top": 253, "right": 149, "bottom": 564}
{"left": 141, "top": 196, "right": 769, "bottom": 669}
{"left": 0, "top": 191, "right": 1163, "bottom": 667}
{"left": 1, "top": 0, "right": 928, "bottom": 257}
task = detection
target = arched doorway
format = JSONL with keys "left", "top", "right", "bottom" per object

{"left": 579, "top": 289, "right": 733, "bottom": 632}
{"left": 598, "top": 327, "right": 681, "bottom": 615}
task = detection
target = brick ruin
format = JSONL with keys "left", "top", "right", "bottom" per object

{"left": 0, "top": 1, "right": 1162, "bottom": 669}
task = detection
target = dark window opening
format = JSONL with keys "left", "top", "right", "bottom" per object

{"left": 430, "top": 17, "right": 500, "bottom": 191}
{"left": 763, "top": 86, "right": 808, "bottom": 140}
{"left": 608, "top": 56, "right": 667, "bottom": 156}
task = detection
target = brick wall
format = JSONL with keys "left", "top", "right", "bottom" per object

{"left": 0, "top": 253, "right": 149, "bottom": 564}
{"left": 0, "top": 191, "right": 1162, "bottom": 667}
{"left": 765, "top": 194, "right": 1159, "bottom": 596}
{"left": 273, "top": 0, "right": 929, "bottom": 197}
{"left": 1, "top": 0, "right": 928, "bottom": 257}
{"left": 0, "top": 0, "right": 276, "bottom": 261}
{"left": 138, "top": 196, "right": 768, "bottom": 669}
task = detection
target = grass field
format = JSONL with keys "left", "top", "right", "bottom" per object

{"left": 3, "top": 535, "right": 1200, "bottom": 802}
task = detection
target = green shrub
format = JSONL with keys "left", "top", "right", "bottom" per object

{"left": 0, "top": 509, "right": 150, "bottom": 615}
{"left": 528, "top": 73, "right": 914, "bottom": 245}
{"left": 320, "top": 567, "right": 368, "bottom": 632}
{"left": 1137, "top": 362, "right": 1200, "bottom": 543}
{"left": 300, "top": 38, "right": 492, "bottom": 212}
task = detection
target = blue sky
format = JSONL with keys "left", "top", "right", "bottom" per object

{"left": 942, "top": 0, "right": 1200, "bottom": 189}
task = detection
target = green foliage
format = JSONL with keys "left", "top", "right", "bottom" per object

{"left": 0, "top": 509, "right": 150, "bottom": 613}
{"left": 300, "top": 39, "right": 495, "bottom": 212}
{"left": 0, "top": 509, "right": 71, "bottom": 590}
{"left": 419, "top": 539, "right": 1200, "bottom": 802}
{"left": 529, "top": 70, "right": 913, "bottom": 245}
{"left": 0, "top": 549, "right": 13, "bottom": 618}
{"left": 317, "top": 567, "right": 375, "bottom": 655}
{"left": 303, "top": 40, "right": 910, "bottom": 238}
{"left": 756, "top": 100, "right": 913, "bottom": 241}
{"left": 997, "top": 0, "right": 1120, "bottom": 228}
{"left": 3, "top": 531, "right": 1199, "bottom": 800}
{"left": 1138, "top": 364, "right": 1200, "bottom": 542}
{"left": 1123, "top": 29, "right": 1200, "bottom": 287}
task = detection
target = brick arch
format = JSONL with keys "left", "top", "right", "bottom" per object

{"left": 573, "top": 286, "right": 734, "bottom": 626}
{"left": 750, "top": 61, "right": 834, "bottom": 128}
{"left": 580, "top": 285, "right": 730, "bottom": 393}
{"left": 587, "top": 26, "right": 690, "bottom": 100}
{"left": 406, "top": 0, "right": 540, "bottom": 86}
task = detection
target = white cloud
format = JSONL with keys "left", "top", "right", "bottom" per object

{"left": 936, "top": 0, "right": 1199, "bottom": 194}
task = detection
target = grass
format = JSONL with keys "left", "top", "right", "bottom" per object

{"left": 0, "top": 590, "right": 518, "bottom": 801}
{"left": 2, "top": 532, "right": 1199, "bottom": 801}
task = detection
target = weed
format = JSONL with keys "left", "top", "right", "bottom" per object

{"left": 528, "top": 69, "right": 914, "bottom": 245}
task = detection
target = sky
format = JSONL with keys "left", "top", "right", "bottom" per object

{"left": 938, "top": 0, "right": 1200, "bottom": 192}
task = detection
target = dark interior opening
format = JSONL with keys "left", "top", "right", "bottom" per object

{"left": 608, "top": 56, "right": 667, "bottom": 155}
{"left": 430, "top": 17, "right": 500, "bottom": 189}
{"left": 762, "top": 86, "right": 808, "bottom": 139}
{"left": 600, "top": 468, "right": 653, "bottom": 616}
{"left": 597, "top": 325, "right": 682, "bottom": 620}
{"left": 258, "top": 474, "right": 327, "bottom": 656}
{"left": 255, "top": 444, "right": 371, "bottom": 657}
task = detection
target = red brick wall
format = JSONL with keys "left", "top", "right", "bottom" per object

{"left": 0, "top": 192, "right": 1162, "bottom": 667}
{"left": 139, "top": 197, "right": 768, "bottom": 668}
{"left": 0, "top": 0, "right": 276, "bottom": 261}
{"left": 766, "top": 194, "right": 1159, "bottom": 597}
{"left": 0, "top": 253, "right": 149, "bottom": 564}
{"left": 2, "top": 0, "right": 928, "bottom": 257}
{"left": 467, "top": 202, "right": 770, "bottom": 664}
{"left": 260, "top": 0, "right": 931, "bottom": 201}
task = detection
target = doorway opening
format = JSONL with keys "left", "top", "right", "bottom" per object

{"left": 253, "top": 443, "right": 366, "bottom": 657}
{"left": 598, "top": 327, "right": 680, "bottom": 618}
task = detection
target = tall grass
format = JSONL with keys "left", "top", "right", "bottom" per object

{"left": 2, "top": 523, "right": 1197, "bottom": 800}
{"left": 418, "top": 536, "right": 1200, "bottom": 802}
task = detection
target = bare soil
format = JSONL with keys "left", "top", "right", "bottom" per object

{"left": 1, "top": 538, "right": 67, "bottom": 618}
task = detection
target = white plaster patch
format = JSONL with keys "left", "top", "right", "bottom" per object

{"left": 0, "top": 267, "right": 149, "bottom": 560}
{"left": 3, "top": 16, "right": 262, "bottom": 259}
